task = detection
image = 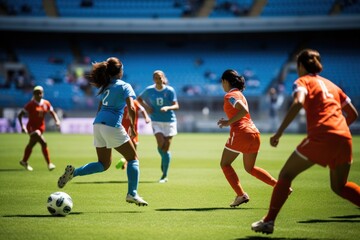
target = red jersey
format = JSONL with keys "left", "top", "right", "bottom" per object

{"left": 293, "top": 74, "right": 351, "bottom": 139}
{"left": 23, "top": 99, "right": 53, "bottom": 133}
{"left": 223, "top": 89, "right": 259, "bottom": 134}
{"left": 122, "top": 100, "right": 144, "bottom": 136}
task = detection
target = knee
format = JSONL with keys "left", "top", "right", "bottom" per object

{"left": 330, "top": 183, "right": 343, "bottom": 195}
{"left": 245, "top": 166, "right": 253, "bottom": 174}
{"left": 102, "top": 162, "right": 111, "bottom": 171}
{"left": 278, "top": 171, "right": 295, "bottom": 182}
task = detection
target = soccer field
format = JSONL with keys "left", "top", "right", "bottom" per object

{"left": 0, "top": 133, "right": 359, "bottom": 240}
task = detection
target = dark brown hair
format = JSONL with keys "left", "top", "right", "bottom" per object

{"left": 296, "top": 49, "right": 323, "bottom": 74}
{"left": 88, "top": 57, "right": 123, "bottom": 95}
{"left": 221, "top": 69, "right": 246, "bottom": 92}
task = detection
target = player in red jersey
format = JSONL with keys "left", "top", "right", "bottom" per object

{"left": 122, "top": 99, "right": 151, "bottom": 149}
{"left": 18, "top": 86, "right": 61, "bottom": 171}
{"left": 252, "top": 49, "right": 360, "bottom": 234}
{"left": 116, "top": 99, "right": 150, "bottom": 170}
{"left": 217, "top": 69, "right": 283, "bottom": 208}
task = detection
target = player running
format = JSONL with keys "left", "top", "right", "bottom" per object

{"left": 18, "top": 85, "right": 60, "bottom": 171}
{"left": 58, "top": 57, "right": 148, "bottom": 206}
{"left": 251, "top": 49, "right": 360, "bottom": 234}
{"left": 217, "top": 69, "right": 285, "bottom": 208}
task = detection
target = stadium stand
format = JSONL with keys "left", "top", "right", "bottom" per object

{"left": 0, "top": 0, "right": 359, "bottom": 132}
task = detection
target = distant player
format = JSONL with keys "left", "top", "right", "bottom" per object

{"left": 137, "top": 70, "right": 179, "bottom": 183}
{"left": 252, "top": 49, "right": 360, "bottom": 234}
{"left": 122, "top": 99, "right": 151, "bottom": 148}
{"left": 116, "top": 99, "right": 150, "bottom": 170}
{"left": 18, "top": 85, "right": 61, "bottom": 171}
{"left": 217, "top": 69, "right": 285, "bottom": 207}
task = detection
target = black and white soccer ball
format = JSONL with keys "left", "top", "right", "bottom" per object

{"left": 47, "top": 191, "right": 73, "bottom": 216}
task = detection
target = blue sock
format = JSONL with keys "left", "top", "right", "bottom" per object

{"left": 74, "top": 162, "right": 104, "bottom": 177}
{"left": 162, "top": 151, "right": 171, "bottom": 178}
{"left": 157, "top": 147, "right": 165, "bottom": 174}
{"left": 127, "top": 160, "right": 139, "bottom": 196}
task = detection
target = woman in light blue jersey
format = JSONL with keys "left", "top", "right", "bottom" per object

{"left": 57, "top": 57, "right": 148, "bottom": 206}
{"left": 137, "top": 70, "right": 179, "bottom": 183}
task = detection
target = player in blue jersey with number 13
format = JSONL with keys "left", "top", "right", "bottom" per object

{"left": 57, "top": 57, "right": 148, "bottom": 206}
{"left": 137, "top": 70, "right": 179, "bottom": 183}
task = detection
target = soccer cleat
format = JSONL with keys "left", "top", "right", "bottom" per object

{"left": 159, "top": 177, "right": 168, "bottom": 183}
{"left": 251, "top": 219, "right": 274, "bottom": 234}
{"left": 126, "top": 194, "right": 148, "bottom": 206}
{"left": 19, "top": 161, "right": 33, "bottom": 171}
{"left": 48, "top": 163, "right": 56, "bottom": 171}
{"left": 115, "top": 158, "right": 127, "bottom": 170}
{"left": 57, "top": 165, "right": 75, "bottom": 188}
{"left": 230, "top": 193, "right": 249, "bottom": 207}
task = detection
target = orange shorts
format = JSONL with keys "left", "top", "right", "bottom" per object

{"left": 225, "top": 132, "right": 260, "bottom": 154}
{"left": 296, "top": 134, "right": 352, "bottom": 169}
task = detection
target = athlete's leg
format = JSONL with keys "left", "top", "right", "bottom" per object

{"left": 243, "top": 152, "right": 277, "bottom": 187}
{"left": 115, "top": 140, "right": 140, "bottom": 196}
{"left": 264, "top": 151, "right": 314, "bottom": 222}
{"left": 330, "top": 163, "right": 360, "bottom": 207}
{"left": 73, "top": 147, "right": 108, "bottom": 177}
{"left": 21, "top": 131, "right": 39, "bottom": 162}
{"left": 159, "top": 136, "right": 173, "bottom": 179}
{"left": 155, "top": 133, "right": 167, "bottom": 177}
{"left": 221, "top": 148, "right": 245, "bottom": 196}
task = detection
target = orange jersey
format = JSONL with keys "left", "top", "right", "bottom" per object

{"left": 122, "top": 100, "right": 144, "bottom": 143}
{"left": 223, "top": 89, "right": 259, "bottom": 134}
{"left": 23, "top": 99, "right": 53, "bottom": 133}
{"left": 293, "top": 74, "right": 351, "bottom": 139}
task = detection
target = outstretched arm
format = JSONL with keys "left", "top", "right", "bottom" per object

{"left": 50, "top": 109, "right": 61, "bottom": 127}
{"left": 270, "top": 91, "right": 305, "bottom": 147}
{"left": 126, "top": 97, "right": 137, "bottom": 137}
{"left": 139, "top": 106, "right": 151, "bottom": 123}
{"left": 137, "top": 97, "right": 153, "bottom": 114}
{"left": 217, "top": 101, "right": 248, "bottom": 128}
{"left": 160, "top": 101, "right": 179, "bottom": 112}
{"left": 17, "top": 109, "right": 28, "bottom": 134}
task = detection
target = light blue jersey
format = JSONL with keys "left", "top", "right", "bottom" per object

{"left": 138, "top": 84, "right": 177, "bottom": 122}
{"left": 93, "top": 79, "right": 136, "bottom": 128}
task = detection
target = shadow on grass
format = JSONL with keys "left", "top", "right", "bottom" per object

{"left": 156, "top": 207, "right": 255, "bottom": 212}
{"left": 2, "top": 211, "right": 142, "bottom": 217}
{"left": 235, "top": 237, "right": 326, "bottom": 240}
{"left": 2, "top": 212, "right": 83, "bottom": 217}
{"left": 74, "top": 180, "right": 156, "bottom": 184}
{"left": 0, "top": 169, "right": 27, "bottom": 172}
{"left": 298, "top": 214, "right": 360, "bottom": 224}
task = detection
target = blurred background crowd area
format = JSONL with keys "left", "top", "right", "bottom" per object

{"left": 0, "top": 0, "right": 359, "bottom": 133}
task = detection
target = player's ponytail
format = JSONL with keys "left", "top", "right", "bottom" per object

{"left": 297, "top": 49, "right": 323, "bottom": 74}
{"left": 221, "top": 69, "right": 245, "bottom": 92}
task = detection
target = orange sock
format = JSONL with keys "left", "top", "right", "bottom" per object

{"left": 340, "top": 182, "right": 360, "bottom": 207}
{"left": 222, "top": 165, "right": 244, "bottom": 196}
{"left": 42, "top": 146, "right": 50, "bottom": 164}
{"left": 250, "top": 166, "right": 277, "bottom": 187}
{"left": 264, "top": 179, "right": 291, "bottom": 222}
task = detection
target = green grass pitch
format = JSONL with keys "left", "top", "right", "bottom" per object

{"left": 0, "top": 132, "right": 359, "bottom": 240}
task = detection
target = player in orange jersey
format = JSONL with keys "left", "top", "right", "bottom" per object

{"left": 252, "top": 49, "right": 360, "bottom": 234}
{"left": 122, "top": 99, "right": 151, "bottom": 149}
{"left": 217, "top": 69, "right": 284, "bottom": 208}
{"left": 18, "top": 85, "right": 61, "bottom": 171}
{"left": 116, "top": 99, "right": 150, "bottom": 170}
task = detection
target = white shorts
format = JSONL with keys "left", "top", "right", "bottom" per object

{"left": 151, "top": 121, "right": 177, "bottom": 137}
{"left": 93, "top": 124, "right": 130, "bottom": 148}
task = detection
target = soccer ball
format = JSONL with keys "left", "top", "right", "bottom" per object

{"left": 47, "top": 191, "right": 73, "bottom": 216}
